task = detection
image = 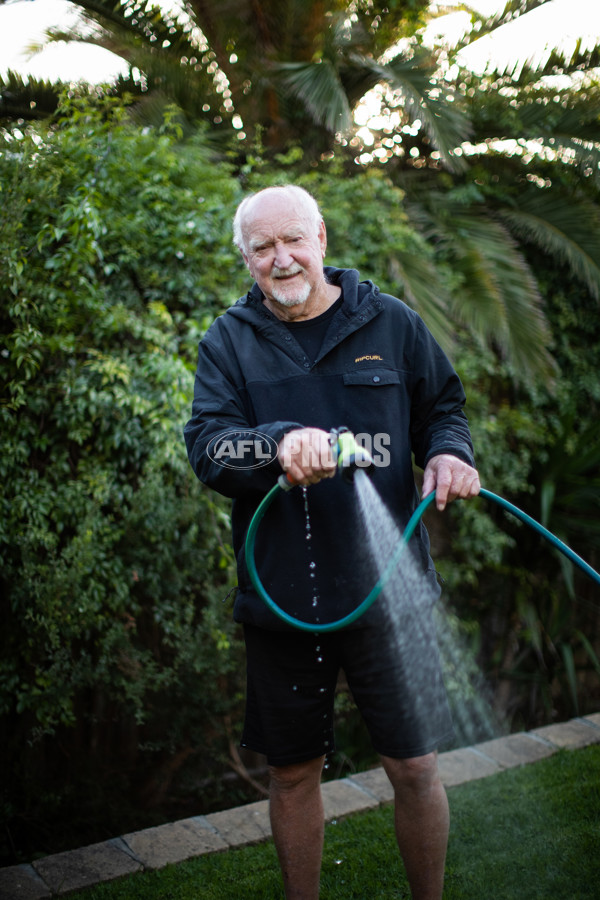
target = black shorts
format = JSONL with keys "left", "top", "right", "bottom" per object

{"left": 241, "top": 615, "right": 454, "bottom": 767}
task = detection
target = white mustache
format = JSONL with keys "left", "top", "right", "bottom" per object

{"left": 272, "top": 265, "right": 304, "bottom": 278}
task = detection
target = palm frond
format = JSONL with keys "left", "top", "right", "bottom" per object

{"left": 455, "top": 0, "right": 600, "bottom": 82}
{"left": 58, "top": 0, "right": 144, "bottom": 32}
{"left": 42, "top": 4, "right": 203, "bottom": 68}
{"left": 429, "top": 206, "right": 556, "bottom": 380}
{"left": 275, "top": 60, "right": 353, "bottom": 133}
{"left": 516, "top": 96, "right": 600, "bottom": 182}
{"left": 387, "top": 249, "right": 454, "bottom": 353}
{"left": 459, "top": 0, "right": 555, "bottom": 47}
{"left": 509, "top": 43, "right": 600, "bottom": 83}
{"left": 497, "top": 187, "right": 600, "bottom": 301}
{"left": 379, "top": 47, "right": 473, "bottom": 172}
{"left": 0, "top": 70, "right": 62, "bottom": 120}
{"left": 35, "top": 2, "right": 225, "bottom": 124}
{"left": 517, "top": 87, "right": 600, "bottom": 142}
{"left": 538, "top": 412, "right": 600, "bottom": 549}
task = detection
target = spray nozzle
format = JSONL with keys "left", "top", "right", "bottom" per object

{"left": 330, "top": 426, "right": 375, "bottom": 483}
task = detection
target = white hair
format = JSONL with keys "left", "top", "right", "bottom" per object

{"left": 232, "top": 185, "right": 323, "bottom": 254}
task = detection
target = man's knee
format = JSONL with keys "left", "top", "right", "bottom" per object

{"left": 269, "top": 756, "right": 325, "bottom": 794}
{"left": 380, "top": 752, "right": 440, "bottom": 795}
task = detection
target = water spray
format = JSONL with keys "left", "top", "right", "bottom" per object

{"left": 246, "top": 427, "right": 600, "bottom": 634}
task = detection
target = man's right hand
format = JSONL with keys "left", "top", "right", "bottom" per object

{"left": 278, "top": 428, "right": 337, "bottom": 486}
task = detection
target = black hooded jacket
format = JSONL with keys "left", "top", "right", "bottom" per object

{"left": 184, "top": 267, "right": 475, "bottom": 630}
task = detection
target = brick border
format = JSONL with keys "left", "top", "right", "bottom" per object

{"left": 2, "top": 714, "right": 599, "bottom": 898}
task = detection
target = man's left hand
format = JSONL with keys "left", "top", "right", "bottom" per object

{"left": 422, "top": 454, "right": 480, "bottom": 512}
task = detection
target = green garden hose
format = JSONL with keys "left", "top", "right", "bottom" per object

{"left": 244, "top": 482, "right": 600, "bottom": 634}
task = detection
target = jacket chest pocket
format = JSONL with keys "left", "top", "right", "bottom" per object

{"left": 343, "top": 368, "right": 403, "bottom": 387}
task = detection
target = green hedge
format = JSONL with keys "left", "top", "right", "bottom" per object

{"left": 0, "top": 97, "right": 250, "bottom": 855}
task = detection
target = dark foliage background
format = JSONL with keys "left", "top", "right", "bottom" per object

{"left": 1, "top": 0, "right": 599, "bottom": 865}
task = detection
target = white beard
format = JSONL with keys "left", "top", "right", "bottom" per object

{"left": 270, "top": 266, "right": 311, "bottom": 307}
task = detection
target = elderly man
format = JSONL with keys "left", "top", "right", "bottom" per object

{"left": 184, "top": 185, "right": 480, "bottom": 900}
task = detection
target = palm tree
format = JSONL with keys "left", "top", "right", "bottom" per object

{"left": 2, "top": 0, "right": 599, "bottom": 381}
{"left": 362, "top": 0, "right": 600, "bottom": 379}
{"left": 4, "top": 0, "right": 460, "bottom": 157}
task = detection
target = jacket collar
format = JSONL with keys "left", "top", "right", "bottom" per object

{"left": 226, "top": 267, "right": 385, "bottom": 366}
{"left": 232, "top": 267, "right": 381, "bottom": 319}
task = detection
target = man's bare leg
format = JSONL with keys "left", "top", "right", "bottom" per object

{"left": 381, "top": 752, "right": 449, "bottom": 900}
{"left": 269, "top": 755, "right": 325, "bottom": 900}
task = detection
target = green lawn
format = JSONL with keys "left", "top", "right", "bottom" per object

{"left": 70, "top": 745, "right": 600, "bottom": 899}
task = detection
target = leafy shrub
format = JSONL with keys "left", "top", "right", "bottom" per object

{"left": 0, "top": 96, "right": 245, "bottom": 859}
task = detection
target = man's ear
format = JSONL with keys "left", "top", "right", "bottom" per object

{"left": 319, "top": 219, "right": 327, "bottom": 258}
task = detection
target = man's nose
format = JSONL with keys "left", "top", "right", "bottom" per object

{"left": 273, "top": 242, "right": 294, "bottom": 269}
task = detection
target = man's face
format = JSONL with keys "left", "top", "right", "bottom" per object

{"left": 241, "top": 193, "right": 327, "bottom": 311}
